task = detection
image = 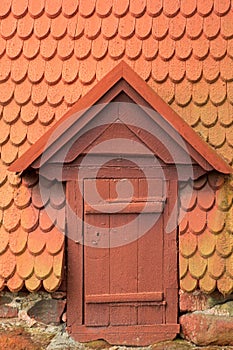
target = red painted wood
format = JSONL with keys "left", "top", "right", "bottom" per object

{"left": 9, "top": 62, "right": 232, "bottom": 174}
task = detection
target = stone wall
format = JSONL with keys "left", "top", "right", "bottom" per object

{"left": 179, "top": 290, "right": 233, "bottom": 346}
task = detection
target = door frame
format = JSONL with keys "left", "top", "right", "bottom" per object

{"left": 66, "top": 164, "right": 179, "bottom": 345}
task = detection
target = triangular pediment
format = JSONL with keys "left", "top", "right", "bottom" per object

{"left": 9, "top": 61, "right": 232, "bottom": 175}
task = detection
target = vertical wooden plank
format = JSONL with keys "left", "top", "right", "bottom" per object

{"left": 84, "top": 179, "right": 110, "bottom": 326}
{"left": 163, "top": 179, "right": 179, "bottom": 325}
{"left": 67, "top": 180, "right": 83, "bottom": 328}
{"left": 109, "top": 178, "right": 138, "bottom": 326}
{"left": 137, "top": 178, "right": 164, "bottom": 324}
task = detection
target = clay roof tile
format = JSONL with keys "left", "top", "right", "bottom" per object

{"left": 28, "top": 55, "right": 45, "bottom": 84}
{"left": 0, "top": 248, "right": 16, "bottom": 279}
{"left": 74, "top": 35, "right": 91, "bottom": 59}
{"left": 208, "top": 251, "right": 225, "bottom": 279}
{"left": 45, "top": 0, "right": 62, "bottom": 18}
{"left": 14, "top": 78, "right": 32, "bottom": 106}
{"left": 34, "top": 14, "right": 51, "bottom": 40}
{"left": 146, "top": 0, "right": 162, "bottom": 17}
{"left": 221, "top": 10, "right": 233, "bottom": 39}
{"left": 28, "top": 228, "right": 46, "bottom": 255}
{"left": 198, "top": 229, "right": 216, "bottom": 257}
{"left": 186, "top": 13, "right": 203, "bottom": 39}
{"left": 12, "top": 0, "right": 28, "bottom": 19}
{"left": 92, "top": 34, "right": 108, "bottom": 61}
{"left": 119, "top": 12, "right": 135, "bottom": 40}
{"left": 175, "top": 37, "right": 193, "bottom": 61}
{"left": 16, "top": 249, "right": 34, "bottom": 279}
{"left": 188, "top": 206, "right": 207, "bottom": 234}
{"left": 21, "top": 205, "right": 39, "bottom": 232}
{"left": 0, "top": 227, "right": 9, "bottom": 255}
{"left": 64, "top": 78, "right": 82, "bottom": 105}
{"left": 226, "top": 253, "right": 233, "bottom": 278}
{"left": 159, "top": 37, "right": 175, "bottom": 61}
{"left": 192, "top": 35, "right": 209, "bottom": 61}
{"left": 129, "top": 0, "right": 146, "bottom": 18}
{"left": 197, "top": 181, "right": 215, "bottom": 210}
{"left": 10, "top": 119, "right": 27, "bottom": 146}
{"left": 51, "top": 14, "right": 68, "bottom": 40}
{"left": 199, "top": 273, "right": 216, "bottom": 293}
{"left": 125, "top": 35, "right": 142, "bottom": 60}
{"left": 210, "top": 35, "right": 227, "bottom": 61}
{"left": 25, "top": 274, "right": 41, "bottom": 292}
{"left": 0, "top": 0, "right": 11, "bottom": 19}
{"left": 43, "top": 271, "right": 60, "bottom": 292}
{"left": 0, "top": 36, "right": 6, "bottom": 58}
{"left": 112, "top": 0, "right": 129, "bottom": 18}
{"left": 208, "top": 123, "right": 226, "bottom": 148}
{"left": 135, "top": 12, "right": 151, "bottom": 40}
{"left": 47, "top": 80, "right": 64, "bottom": 106}
{"left": 0, "top": 119, "right": 10, "bottom": 145}
{"left": 44, "top": 56, "right": 63, "bottom": 86}
{"left": 169, "top": 56, "right": 185, "bottom": 83}
{"left": 14, "top": 184, "right": 31, "bottom": 209}
{"left": 193, "top": 80, "right": 209, "bottom": 106}
{"left": 85, "top": 12, "right": 101, "bottom": 40}
{"left": 169, "top": 13, "right": 186, "bottom": 40}
{"left": 20, "top": 101, "right": 38, "bottom": 125}
{"left": 102, "top": 14, "right": 118, "bottom": 39}
{"left": 41, "top": 36, "right": 58, "bottom": 61}
{"left": 28, "top": 0, "right": 44, "bottom": 19}
{"left": 180, "top": 230, "right": 197, "bottom": 258}
{"left": 23, "top": 35, "right": 40, "bottom": 60}
{"left": 180, "top": 0, "right": 197, "bottom": 18}
{"left": 39, "top": 207, "right": 56, "bottom": 232}
{"left": 134, "top": 55, "right": 151, "bottom": 81}
{"left": 186, "top": 56, "right": 202, "bottom": 82}
{"left": 53, "top": 250, "right": 64, "bottom": 278}
{"left": 62, "top": 0, "right": 79, "bottom": 18}
{"left": 189, "top": 250, "right": 207, "bottom": 279}
{"left": 7, "top": 271, "right": 24, "bottom": 292}
{"left": 11, "top": 55, "right": 29, "bottom": 83}
{"left": 50, "top": 182, "right": 66, "bottom": 210}
{"left": 34, "top": 249, "right": 53, "bottom": 279}
{"left": 6, "top": 35, "right": 23, "bottom": 59}
{"left": 179, "top": 254, "right": 188, "bottom": 279}
{"left": 151, "top": 56, "right": 168, "bottom": 82}
{"left": 0, "top": 79, "right": 15, "bottom": 105}
{"left": 1, "top": 142, "right": 18, "bottom": 165}
{"left": 46, "top": 226, "right": 64, "bottom": 255}
{"left": 207, "top": 205, "right": 226, "bottom": 233}
{"left": 79, "top": 0, "right": 96, "bottom": 18}
{"left": 96, "top": 0, "right": 112, "bottom": 18}
{"left": 0, "top": 13, "right": 17, "bottom": 40}
{"left": 175, "top": 79, "right": 192, "bottom": 107}
{"left": 31, "top": 79, "right": 48, "bottom": 106}
{"left": 200, "top": 102, "right": 218, "bottom": 127}
{"left": 9, "top": 227, "right": 28, "bottom": 254}
{"left": 57, "top": 35, "right": 74, "bottom": 60}
{"left": 152, "top": 13, "right": 169, "bottom": 40}
{"left": 38, "top": 102, "right": 55, "bottom": 126}
{"left": 197, "top": 0, "right": 214, "bottom": 17}
{"left": 214, "top": 0, "right": 231, "bottom": 16}
{"left": 142, "top": 36, "right": 158, "bottom": 61}
{"left": 180, "top": 271, "right": 197, "bottom": 292}
{"left": 217, "top": 273, "right": 233, "bottom": 294}
{"left": 3, "top": 202, "right": 20, "bottom": 232}
{"left": 203, "top": 12, "right": 220, "bottom": 39}
{"left": 216, "top": 231, "right": 233, "bottom": 257}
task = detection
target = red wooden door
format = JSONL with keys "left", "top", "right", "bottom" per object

{"left": 84, "top": 178, "right": 165, "bottom": 328}
{"left": 67, "top": 176, "right": 179, "bottom": 345}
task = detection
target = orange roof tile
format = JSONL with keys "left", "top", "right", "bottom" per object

{"left": 0, "top": 0, "right": 231, "bottom": 294}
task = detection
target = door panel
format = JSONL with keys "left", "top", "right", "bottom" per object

{"left": 84, "top": 178, "right": 165, "bottom": 328}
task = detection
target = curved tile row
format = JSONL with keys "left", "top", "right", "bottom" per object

{"left": 179, "top": 175, "right": 233, "bottom": 294}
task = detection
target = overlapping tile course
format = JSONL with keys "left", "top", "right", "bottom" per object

{"left": 179, "top": 174, "right": 233, "bottom": 294}
{"left": 0, "top": 0, "right": 232, "bottom": 293}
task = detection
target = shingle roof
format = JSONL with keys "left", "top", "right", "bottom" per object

{"left": 0, "top": 0, "right": 232, "bottom": 294}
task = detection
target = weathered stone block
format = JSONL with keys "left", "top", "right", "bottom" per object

{"left": 28, "top": 299, "right": 66, "bottom": 325}
{"left": 0, "top": 296, "right": 18, "bottom": 318}
{"left": 180, "top": 302, "right": 233, "bottom": 346}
